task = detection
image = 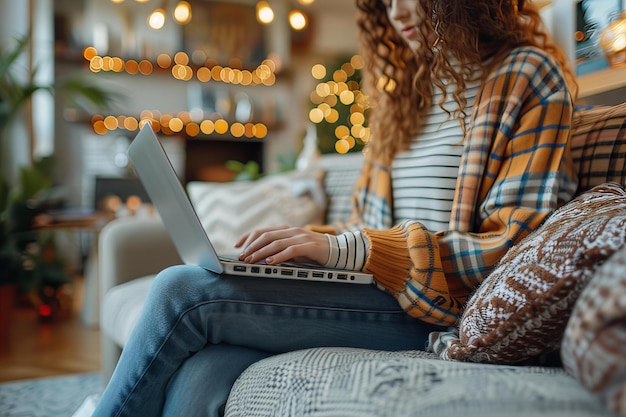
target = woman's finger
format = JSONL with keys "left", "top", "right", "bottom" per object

{"left": 234, "top": 225, "right": 289, "bottom": 250}
{"left": 240, "top": 227, "right": 329, "bottom": 265}
{"left": 239, "top": 227, "right": 301, "bottom": 260}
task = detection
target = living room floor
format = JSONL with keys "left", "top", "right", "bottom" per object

{"left": 0, "top": 276, "right": 101, "bottom": 383}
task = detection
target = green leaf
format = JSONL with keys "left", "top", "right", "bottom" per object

{"left": 18, "top": 164, "right": 51, "bottom": 202}
{"left": 226, "top": 160, "right": 261, "bottom": 181}
{"left": 0, "top": 177, "right": 9, "bottom": 215}
{"left": 56, "top": 75, "right": 122, "bottom": 112}
{"left": 39, "top": 262, "right": 71, "bottom": 287}
{"left": 0, "top": 244, "right": 22, "bottom": 286}
{"left": 225, "top": 160, "right": 246, "bottom": 172}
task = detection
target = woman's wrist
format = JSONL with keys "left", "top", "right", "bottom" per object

{"left": 324, "top": 231, "right": 369, "bottom": 271}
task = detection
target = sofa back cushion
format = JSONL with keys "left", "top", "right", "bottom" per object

{"left": 570, "top": 102, "right": 626, "bottom": 194}
{"left": 316, "top": 153, "right": 364, "bottom": 224}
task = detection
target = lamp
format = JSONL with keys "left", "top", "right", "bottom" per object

{"left": 173, "top": 1, "right": 192, "bottom": 24}
{"left": 256, "top": 1, "right": 275, "bottom": 24}
{"left": 148, "top": 8, "right": 166, "bottom": 30}
{"left": 255, "top": 0, "right": 313, "bottom": 31}
{"left": 144, "top": 0, "right": 192, "bottom": 30}
{"left": 600, "top": 11, "right": 626, "bottom": 68}
{"left": 288, "top": 9, "right": 307, "bottom": 31}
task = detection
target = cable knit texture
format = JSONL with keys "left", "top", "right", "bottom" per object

{"left": 429, "top": 182, "right": 626, "bottom": 364}
{"left": 561, "top": 243, "right": 626, "bottom": 417}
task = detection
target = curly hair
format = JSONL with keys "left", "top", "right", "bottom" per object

{"left": 355, "top": 0, "right": 577, "bottom": 164}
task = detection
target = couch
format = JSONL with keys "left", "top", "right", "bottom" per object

{"left": 98, "top": 102, "right": 626, "bottom": 417}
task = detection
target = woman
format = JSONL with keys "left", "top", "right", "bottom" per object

{"left": 91, "top": 0, "right": 578, "bottom": 416}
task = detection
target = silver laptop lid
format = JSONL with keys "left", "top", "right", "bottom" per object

{"left": 127, "top": 124, "right": 224, "bottom": 274}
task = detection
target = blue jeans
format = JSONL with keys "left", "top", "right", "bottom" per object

{"left": 93, "top": 265, "right": 444, "bottom": 417}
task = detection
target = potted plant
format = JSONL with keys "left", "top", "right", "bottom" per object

{"left": 0, "top": 35, "right": 115, "bottom": 337}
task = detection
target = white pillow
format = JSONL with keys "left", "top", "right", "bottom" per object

{"left": 186, "top": 169, "right": 326, "bottom": 254}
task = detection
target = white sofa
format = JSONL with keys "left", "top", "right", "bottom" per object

{"left": 98, "top": 103, "right": 626, "bottom": 417}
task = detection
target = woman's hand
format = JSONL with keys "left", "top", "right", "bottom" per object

{"left": 235, "top": 225, "right": 329, "bottom": 266}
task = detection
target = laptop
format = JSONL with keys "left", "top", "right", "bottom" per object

{"left": 127, "top": 124, "right": 373, "bottom": 285}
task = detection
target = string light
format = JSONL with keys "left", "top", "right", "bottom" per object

{"left": 84, "top": 47, "right": 278, "bottom": 86}
{"left": 255, "top": 1, "right": 311, "bottom": 30}
{"left": 309, "top": 55, "right": 370, "bottom": 154}
{"left": 91, "top": 112, "right": 269, "bottom": 140}
{"left": 110, "top": 0, "right": 192, "bottom": 29}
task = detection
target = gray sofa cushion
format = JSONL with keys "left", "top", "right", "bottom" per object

{"left": 225, "top": 347, "right": 611, "bottom": 417}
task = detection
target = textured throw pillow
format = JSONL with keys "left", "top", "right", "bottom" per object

{"left": 186, "top": 169, "right": 326, "bottom": 254}
{"left": 570, "top": 102, "right": 626, "bottom": 194}
{"left": 429, "top": 182, "right": 626, "bottom": 364}
{"left": 561, "top": 245, "right": 626, "bottom": 417}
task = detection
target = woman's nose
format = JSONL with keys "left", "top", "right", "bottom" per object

{"left": 388, "top": 0, "right": 409, "bottom": 21}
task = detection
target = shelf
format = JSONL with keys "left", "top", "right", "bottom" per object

{"left": 55, "top": 50, "right": 288, "bottom": 85}
{"left": 63, "top": 109, "right": 282, "bottom": 141}
{"left": 184, "top": 138, "right": 264, "bottom": 183}
{"left": 578, "top": 65, "right": 626, "bottom": 99}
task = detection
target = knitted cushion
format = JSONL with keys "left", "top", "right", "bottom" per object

{"left": 561, "top": 245, "right": 626, "bottom": 417}
{"left": 224, "top": 347, "right": 612, "bottom": 417}
{"left": 429, "top": 182, "right": 626, "bottom": 364}
{"left": 570, "top": 102, "right": 626, "bottom": 194}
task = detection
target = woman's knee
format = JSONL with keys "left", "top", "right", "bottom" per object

{"left": 148, "top": 265, "right": 219, "bottom": 308}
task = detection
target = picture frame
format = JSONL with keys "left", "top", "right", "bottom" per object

{"left": 575, "top": 0, "right": 623, "bottom": 75}
{"left": 549, "top": 0, "right": 625, "bottom": 76}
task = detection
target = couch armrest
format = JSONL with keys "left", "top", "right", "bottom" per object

{"left": 98, "top": 216, "right": 181, "bottom": 297}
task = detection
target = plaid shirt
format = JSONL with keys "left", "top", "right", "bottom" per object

{"left": 313, "top": 46, "right": 578, "bottom": 326}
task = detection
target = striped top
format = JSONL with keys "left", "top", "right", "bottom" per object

{"left": 325, "top": 80, "right": 481, "bottom": 272}
{"left": 392, "top": 80, "right": 481, "bottom": 230}
{"left": 315, "top": 46, "right": 579, "bottom": 326}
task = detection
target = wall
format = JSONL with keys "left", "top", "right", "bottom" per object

{"left": 53, "top": 0, "right": 359, "bottom": 207}
{"left": 0, "top": 0, "right": 55, "bottom": 185}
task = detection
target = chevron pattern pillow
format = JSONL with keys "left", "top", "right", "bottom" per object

{"left": 186, "top": 170, "right": 325, "bottom": 254}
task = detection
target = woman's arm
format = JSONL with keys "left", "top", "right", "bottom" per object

{"left": 362, "top": 47, "right": 579, "bottom": 326}
{"left": 238, "top": 48, "right": 577, "bottom": 328}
